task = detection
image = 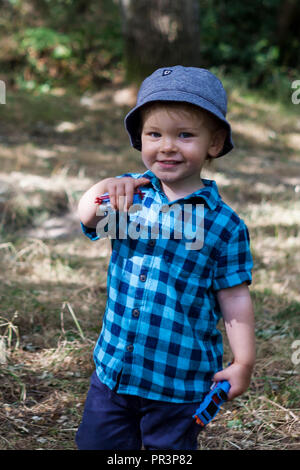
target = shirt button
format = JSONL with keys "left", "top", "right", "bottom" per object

{"left": 132, "top": 309, "right": 140, "bottom": 318}
{"left": 139, "top": 274, "right": 147, "bottom": 282}
{"left": 149, "top": 240, "right": 155, "bottom": 246}
{"left": 126, "top": 344, "right": 134, "bottom": 352}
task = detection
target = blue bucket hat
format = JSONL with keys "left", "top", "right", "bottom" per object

{"left": 124, "top": 65, "right": 234, "bottom": 157}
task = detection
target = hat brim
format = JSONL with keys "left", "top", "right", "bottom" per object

{"left": 124, "top": 91, "right": 234, "bottom": 157}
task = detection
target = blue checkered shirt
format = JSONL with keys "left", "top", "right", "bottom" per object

{"left": 81, "top": 170, "right": 253, "bottom": 403}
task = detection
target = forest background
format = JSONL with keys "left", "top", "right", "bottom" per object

{"left": 0, "top": 0, "right": 299, "bottom": 450}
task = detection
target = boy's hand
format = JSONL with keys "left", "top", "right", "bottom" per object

{"left": 106, "top": 177, "right": 150, "bottom": 211}
{"left": 212, "top": 362, "right": 253, "bottom": 400}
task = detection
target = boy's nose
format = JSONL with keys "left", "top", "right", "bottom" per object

{"left": 160, "top": 136, "right": 177, "bottom": 153}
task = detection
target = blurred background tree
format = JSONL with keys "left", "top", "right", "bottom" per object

{"left": 120, "top": 0, "right": 201, "bottom": 81}
{"left": 0, "top": 0, "right": 299, "bottom": 97}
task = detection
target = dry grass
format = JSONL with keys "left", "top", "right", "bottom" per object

{"left": 0, "top": 82, "right": 299, "bottom": 450}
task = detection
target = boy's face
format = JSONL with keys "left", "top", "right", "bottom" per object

{"left": 141, "top": 104, "right": 225, "bottom": 196}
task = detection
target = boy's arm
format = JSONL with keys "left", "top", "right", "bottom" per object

{"left": 213, "top": 282, "right": 255, "bottom": 400}
{"left": 78, "top": 176, "right": 150, "bottom": 228}
{"left": 78, "top": 178, "right": 112, "bottom": 228}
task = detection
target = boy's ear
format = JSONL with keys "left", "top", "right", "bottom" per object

{"left": 208, "top": 129, "right": 227, "bottom": 158}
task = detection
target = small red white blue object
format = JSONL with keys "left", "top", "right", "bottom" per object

{"left": 193, "top": 380, "right": 231, "bottom": 427}
{"left": 95, "top": 188, "right": 145, "bottom": 209}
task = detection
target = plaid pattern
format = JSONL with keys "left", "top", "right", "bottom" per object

{"left": 81, "top": 170, "right": 253, "bottom": 403}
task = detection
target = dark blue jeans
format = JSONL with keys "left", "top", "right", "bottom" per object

{"left": 75, "top": 371, "right": 203, "bottom": 450}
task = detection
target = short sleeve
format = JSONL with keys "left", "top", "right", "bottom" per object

{"left": 80, "top": 222, "right": 99, "bottom": 241}
{"left": 212, "top": 221, "right": 253, "bottom": 290}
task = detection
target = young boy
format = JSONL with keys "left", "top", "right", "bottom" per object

{"left": 76, "top": 66, "right": 255, "bottom": 450}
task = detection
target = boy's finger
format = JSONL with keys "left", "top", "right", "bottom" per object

{"left": 106, "top": 180, "right": 118, "bottom": 210}
{"left": 124, "top": 182, "right": 134, "bottom": 210}
{"left": 115, "top": 184, "right": 127, "bottom": 211}
{"left": 109, "top": 192, "right": 116, "bottom": 210}
{"left": 227, "top": 385, "right": 243, "bottom": 401}
{"left": 227, "top": 389, "right": 235, "bottom": 401}
{"left": 118, "top": 195, "right": 128, "bottom": 211}
{"left": 212, "top": 371, "right": 226, "bottom": 383}
{"left": 134, "top": 177, "right": 151, "bottom": 187}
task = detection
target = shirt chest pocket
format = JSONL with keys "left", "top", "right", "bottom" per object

{"left": 162, "top": 247, "right": 214, "bottom": 295}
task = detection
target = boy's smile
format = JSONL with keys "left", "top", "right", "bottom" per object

{"left": 141, "top": 105, "right": 223, "bottom": 199}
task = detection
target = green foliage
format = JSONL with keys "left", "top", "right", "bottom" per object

{"left": 19, "top": 28, "right": 72, "bottom": 57}
{"left": 199, "top": 0, "right": 300, "bottom": 95}
{"left": 15, "top": 27, "right": 73, "bottom": 91}
{"left": 1, "top": 0, "right": 123, "bottom": 92}
{"left": 0, "top": 0, "right": 299, "bottom": 97}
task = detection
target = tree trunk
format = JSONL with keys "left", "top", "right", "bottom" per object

{"left": 119, "top": 0, "right": 201, "bottom": 82}
{"left": 277, "top": 0, "right": 299, "bottom": 66}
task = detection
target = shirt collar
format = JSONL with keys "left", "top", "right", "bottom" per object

{"left": 140, "top": 170, "right": 220, "bottom": 210}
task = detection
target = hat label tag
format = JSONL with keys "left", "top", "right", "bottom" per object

{"left": 162, "top": 69, "right": 172, "bottom": 76}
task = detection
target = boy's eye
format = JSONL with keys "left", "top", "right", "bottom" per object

{"left": 149, "top": 132, "right": 161, "bottom": 138}
{"left": 179, "top": 132, "right": 193, "bottom": 138}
